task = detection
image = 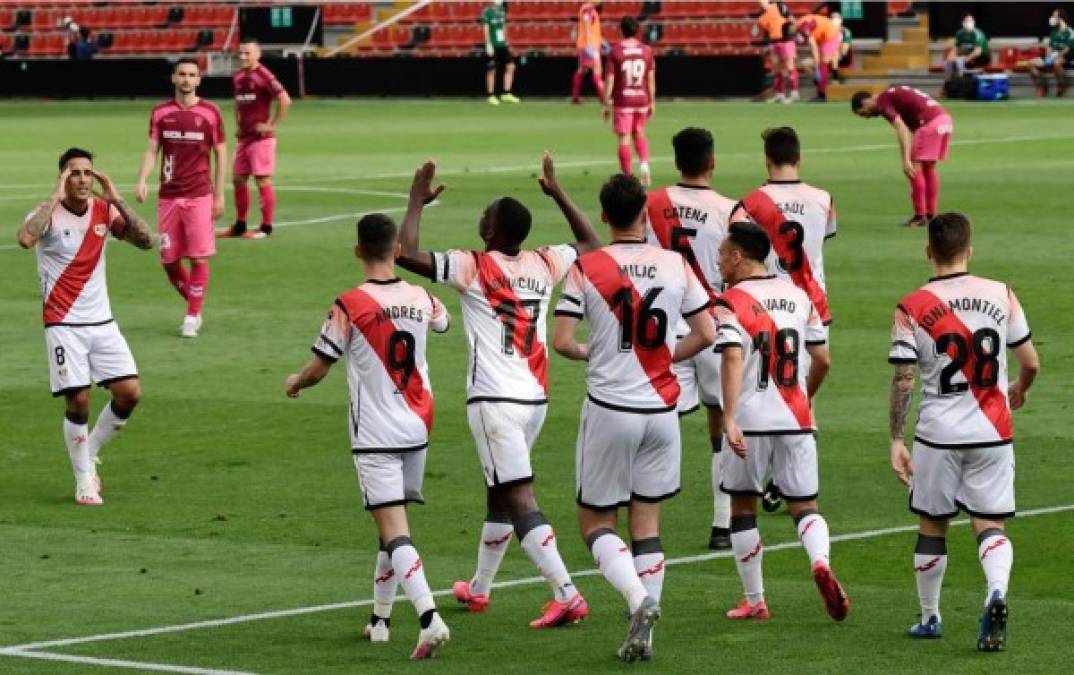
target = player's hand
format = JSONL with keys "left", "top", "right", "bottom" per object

{"left": 410, "top": 161, "right": 445, "bottom": 206}
{"left": 890, "top": 439, "right": 913, "bottom": 486}
{"left": 212, "top": 193, "right": 225, "bottom": 220}
{"left": 135, "top": 180, "right": 148, "bottom": 203}
{"left": 90, "top": 169, "right": 121, "bottom": 204}
{"left": 725, "top": 420, "right": 748, "bottom": 458}
{"left": 1008, "top": 381, "right": 1028, "bottom": 410}
{"left": 485, "top": 44, "right": 494, "bottom": 57}
{"left": 537, "top": 151, "right": 560, "bottom": 196}
{"left": 902, "top": 160, "right": 917, "bottom": 180}
{"left": 255, "top": 122, "right": 273, "bottom": 137}
{"left": 285, "top": 374, "right": 302, "bottom": 398}
{"left": 648, "top": 103, "right": 655, "bottom": 119}
{"left": 602, "top": 105, "right": 611, "bottom": 123}
{"left": 53, "top": 167, "right": 72, "bottom": 200}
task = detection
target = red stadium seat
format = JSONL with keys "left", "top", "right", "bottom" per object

{"left": 0, "top": 9, "right": 14, "bottom": 30}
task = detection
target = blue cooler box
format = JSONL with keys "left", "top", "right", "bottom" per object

{"left": 977, "top": 73, "right": 1010, "bottom": 100}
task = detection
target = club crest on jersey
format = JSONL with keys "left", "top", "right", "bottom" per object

{"left": 94, "top": 223, "right": 107, "bottom": 237}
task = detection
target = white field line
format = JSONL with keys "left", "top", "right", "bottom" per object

{"left": 0, "top": 648, "right": 254, "bottom": 675}
{"left": 4, "top": 503, "right": 1071, "bottom": 656}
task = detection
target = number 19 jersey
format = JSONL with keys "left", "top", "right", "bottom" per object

{"left": 889, "top": 273, "right": 1031, "bottom": 449}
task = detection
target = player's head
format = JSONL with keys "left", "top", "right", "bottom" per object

{"left": 719, "top": 221, "right": 771, "bottom": 285}
{"left": 57, "top": 147, "right": 94, "bottom": 202}
{"left": 762, "top": 126, "right": 800, "bottom": 168}
{"left": 1054, "top": 10, "right": 1069, "bottom": 29}
{"left": 621, "top": 17, "right": 639, "bottom": 38}
{"left": 481, "top": 196, "right": 532, "bottom": 249}
{"left": 355, "top": 213, "right": 399, "bottom": 263}
{"left": 962, "top": 13, "right": 975, "bottom": 31}
{"left": 172, "top": 57, "right": 201, "bottom": 95}
{"left": 599, "top": 173, "right": 647, "bottom": 233}
{"left": 850, "top": 91, "right": 878, "bottom": 117}
{"left": 238, "top": 39, "right": 261, "bottom": 69}
{"left": 830, "top": 11, "right": 842, "bottom": 28}
{"left": 672, "top": 127, "right": 715, "bottom": 179}
{"left": 926, "top": 212, "right": 973, "bottom": 267}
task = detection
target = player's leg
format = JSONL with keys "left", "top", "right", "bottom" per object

{"left": 158, "top": 197, "right": 189, "bottom": 300}
{"left": 47, "top": 326, "right": 99, "bottom": 504}
{"left": 722, "top": 435, "right": 771, "bottom": 619}
{"left": 785, "top": 54, "right": 799, "bottom": 101}
{"left": 364, "top": 538, "right": 397, "bottom": 643}
{"left": 253, "top": 175, "right": 276, "bottom": 238}
{"left": 224, "top": 139, "right": 251, "bottom": 237}
{"left": 615, "top": 130, "right": 632, "bottom": 175}
{"left": 485, "top": 57, "right": 499, "bottom": 104}
{"left": 1055, "top": 60, "right": 1069, "bottom": 97}
{"left": 572, "top": 62, "right": 587, "bottom": 103}
{"left": 181, "top": 193, "right": 216, "bottom": 337}
{"left": 87, "top": 322, "right": 140, "bottom": 466}
{"left": 693, "top": 349, "right": 731, "bottom": 548}
{"left": 501, "top": 57, "right": 519, "bottom": 103}
{"left": 905, "top": 156, "right": 928, "bottom": 226}
{"left": 592, "top": 61, "right": 605, "bottom": 99}
{"left": 1026, "top": 58, "right": 1047, "bottom": 96}
{"left": 90, "top": 378, "right": 139, "bottom": 464}
{"left": 632, "top": 114, "right": 651, "bottom": 186}
{"left": 907, "top": 440, "right": 960, "bottom": 637}
{"left": 626, "top": 499, "right": 663, "bottom": 662}
{"left": 62, "top": 387, "right": 99, "bottom": 504}
{"left": 920, "top": 160, "right": 939, "bottom": 220}
{"left": 943, "top": 50, "right": 958, "bottom": 83}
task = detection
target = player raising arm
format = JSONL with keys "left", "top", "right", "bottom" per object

{"left": 18, "top": 148, "right": 154, "bottom": 506}
{"left": 285, "top": 213, "right": 451, "bottom": 659}
{"left": 888, "top": 213, "right": 1038, "bottom": 651}
{"left": 604, "top": 17, "right": 656, "bottom": 185}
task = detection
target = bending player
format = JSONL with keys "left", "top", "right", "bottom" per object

{"left": 395, "top": 154, "right": 600, "bottom": 628}
{"left": 572, "top": 1, "right": 605, "bottom": 104}
{"left": 715, "top": 222, "right": 848, "bottom": 623}
{"left": 757, "top": 0, "right": 798, "bottom": 103}
{"left": 888, "top": 213, "right": 1038, "bottom": 651}
{"left": 852, "top": 87, "right": 953, "bottom": 227}
{"left": 644, "top": 127, "right": 735, "bottom": 550}
{"left": 795, "top": 12, "right": 840, "bottom": 102}
{"left": 18, "top": 148, "right": 155, "bottom": 505}
{"left": 604, "top": 17, "right": 655, "bottom": 185}
{"left": 285, "top": 213, "right": 452, "bottom": 659}
{"left": 136, "top": 57, "right": 227, "bottom": 337}
{"left": 553, "top": 174, "right": 715, "bottom": 662}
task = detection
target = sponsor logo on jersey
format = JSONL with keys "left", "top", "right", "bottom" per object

{"left": 94, "top": 224, "right": 107, "bottom": 237}
{"left": 236, "top": 93, "right": 258, "bottom": 103}
{"left": 161, "top": 130, "right": 206, "bottom": 141}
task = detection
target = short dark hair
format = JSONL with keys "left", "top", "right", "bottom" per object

{"left": 672, "top": 127, "right": 714, "bottom": 177}
{"left": 599, "top": 173, "right": 647, "bottom": 229}
{"left": 726, "top": 221, "right": 771, "bottom": 263}
{"left": 493, "top": 197, "right": 533, "bottom": 246}
{"left": 850, "top": 90, "right": 871, "bottom": 112}
{"left": 1059, "top": 10, "right": 1070, "bottom": 24}
{"left": 174, "top": 57, "right": 200, "bottom": 72}
{"left": 762, "top": 126, "right": 800, "bottom": 166}
{"left": 239, "top": 38, "right": 260, "bottom": 46}
{"left": 928, "top": 212, "right": 972, "bottom": 263}
{"left": 58, "top": 147, "right": 93, "bottom": 171}
{"left": 356, "top": 213, "right": 398, "bottom": 260}
{"left": 621, "top": 17, "right": 639, "bottom": 38}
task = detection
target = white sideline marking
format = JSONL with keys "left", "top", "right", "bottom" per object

{"left": 0, "top": 648, "right": 253, "bottom": 675}
{"left": 5, "top": 503, "right": 1071, "bottom": 656}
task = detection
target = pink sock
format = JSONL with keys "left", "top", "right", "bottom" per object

{"left": 186, "top": 262, "right": 209, "bottom": 317}
{"left": 592, "top": 71, "right": 605, "bottom": 99}
{"left": 163, "top": 262, "right": 189, "bottom": 300}
{"left": 774, "top": 71, "right": 785, "bottom": 94}
{"left": 910, "top": 171, "right": 927, "bottom": 217}
{"left": 258, "top": 183, "right": 276, "bottom": 226}
{"left": 634, "top": 133, "right": 650, "bottom": 163}
{"left": 617, "top": 144, "right": 632, "bottom": 173}
{"left": 571, "top": 71, "right": 583, "bottom": 99}
{"left": 922, "top": 164, "right": 939, "bottom": 216}
{"left": 789, "top": 69, "right": 799, "bottom": 91}
{"left": 234, "top": 182, "right": 250, "bottom": 222}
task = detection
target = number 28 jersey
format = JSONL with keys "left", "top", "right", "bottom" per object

{"left": 313, "top": 279, "right": 449, "bottom": 453}
{"left": 889, "top": 273, "right": 1031, "bottom": 449}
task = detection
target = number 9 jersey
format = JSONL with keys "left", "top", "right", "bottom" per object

{"left": 889, "top": 273, "right": 1031, "bottom": 449}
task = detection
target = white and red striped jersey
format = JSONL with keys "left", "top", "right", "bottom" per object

{"left": 555, "top": 241, "right": 711, "bottom": 412}
{"left": 645, "top": 184, "right": 735, "bottom": 302}
{"left": 312, "top": 279, "right": 450, "bottom": 452}
{"left": 734, "top": 180, "right": 837, "bottom": 324}
{"left": 715, "top": 275, "right": 826, "bottom": 434}
{"left": 889, "top": 273, "right": 1031, "bottom": 449}
{"left": 431, "top": 245, "right": 577, "bottom": 405}
{"left": 31, "top": 198, "right": 125, "bottom": 326}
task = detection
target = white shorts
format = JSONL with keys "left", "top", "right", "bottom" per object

{"left": 721, "top": 433, "right": 819, "bottom": 501}
{"left": 45, "top": 322, "right": 138, "bottom": 396}
{"left": 353, "top": 449, "right": 426, "bottom": 511}
{"left": 909, "top": 442, "right": 1015, "bottom": 519}
{"left": 674, "top": 342, "right": 722, "bottom": 415}
{"left": 467, "top": 401, "right": 546, "bottom": 486}
{"left": 576, "top": 398, "right": 681, "bottom": 510}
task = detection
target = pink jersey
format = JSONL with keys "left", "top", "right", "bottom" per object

{"left": 876, "top": 86, "right": 948, "bottom": 132}
{"left": 889, "top": 273, "right": 1031, "bottom": 449}
{"left": 31, "top": 198, "right": 124, "bottom": 326}
{"left": 149, "top": 98, "right": 225, "bottom": 199}
{"left": 233, "top": 64, "right": 286, "bottom": 141}
{"left": 715, "top": 275, "right": 826, "bottom": 434}
{"left": 432, "top": 244, "right": 577, "bottom": 404}
{"left": 555, "top": 241, "right": 710, "bottom": 412}
{"left": 312, "top": 279, "right": 450, "bottom": 452}
{"left": 734, "top": 180, "right": 837, "bottom": 325}
{"left": 609, "top": 38, "right": 654, "bottom": 110}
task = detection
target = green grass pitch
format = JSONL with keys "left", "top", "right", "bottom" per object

{"left": 1, "top": 98, "right": 1071, "bottom": 674}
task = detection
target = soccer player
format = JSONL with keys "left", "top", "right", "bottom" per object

{"left": 571, "top": 1, "right": 604, "bottom": 104}
{"left": 715, "top": 221, "right": 847, "bottom": 623}
{"left": 220, "top": 39, "right": 291, "bottom": 240}
{"left": 644, "top": 127, "right": 735, "bottom": 550}
{"left": 17, "top": 148, "right": 155, "bottom": 505}
{"left": 1027, "top": 10, "right": 1073, "bottom": 97}
{"left": 833, "top": 12, "right": 853, "bottom": 74}
{"left": 757, "top": 0, "right": 798, "bottom": 103}
{"left": 795, "top": 12, "right": 840, "bottom": 101}
{"left": 395, "top": 154, "right": 600, "bottom": 628}
{"left": 888, "top": 213, "right": 1038, "bottom": 651}
{"left": 553, "top": 174, "right": 716, "bottom": 662}
{"left": 481, "top": 0, "right": 519, "bottom": 105}
{"left": 604, "top": 17, "right": 655, "bottom": 186}
{"left": 944, "top": 13, "right": 990, "bottom": 89}
{"left": 285, "top": 213, "right": 452, "bottom": 659}
{"left": 851, "top": 87, "right": 953, "bottom": 227}
{"left": 136, "top": 57, "right": 227, "bottom": 338}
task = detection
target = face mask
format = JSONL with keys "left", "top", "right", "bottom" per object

{"left": 963, "top": 20, "right": 975, "bottom": 31}
{"left": 1049, "top": 15, "right": 1058, "bottom": 27}
{"left": 831, "top": 14, "right": 842, "bottom": 28}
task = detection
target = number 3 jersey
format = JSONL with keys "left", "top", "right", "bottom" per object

{"left": 312, "top": 279, "right": 450, "bottom": 452}
{"left": 715, "top": 275, "right": 827, "bottom": 434}
{"left": 555, "top": 241, "right": 711, "bottom": 413}
{"left": 431, "top": 245, "right": 577, "bottom": 405}
{"left": 889, "top": 273, "right": 1031, "bottom": 449}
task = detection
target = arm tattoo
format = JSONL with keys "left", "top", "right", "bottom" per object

{"left": 889, "top": 364, "right": 916, "bottom": 441}
{"left": 24, "top": 197, "right": 59, "bottom": 240}
{"left": 114, "top": 198, "right": 154, "bottom": 250}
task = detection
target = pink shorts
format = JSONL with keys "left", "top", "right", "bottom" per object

{"left": 157, "top": 193, "right": 216, "bottom": 264}
{"left": 819, "top": 37, "right": 842, "bottom": 61}
{"left": 770, "top": 41, "right": 796, "bottom": 62}
{"left": 577, "top": 47, "right": 601, "bottom": 71}
{"left": 912, "top": 113, "right": 954, "bottom": 162}
{"left": 233, "top": 136, "right": 277, "bottom": 177}
{"left": 613, "top": 108, "right": 649, "bottom": 136}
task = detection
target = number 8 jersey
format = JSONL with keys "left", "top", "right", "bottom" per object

{"left": 889, "top": 273, "right": 1031, "bottom": 449}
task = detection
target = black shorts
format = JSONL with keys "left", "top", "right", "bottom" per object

{"left": 487, "top": 45, "right": 514, "bottom": 69}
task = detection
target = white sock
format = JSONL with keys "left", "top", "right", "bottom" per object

{"left": 977, "top": 529, "right": 1013, "bottom": 604}
{"left": 388, "top": 538, "right": 435, "bottom": 616}
{"left": 639, "top": 161, "right": 650, "bottom": 174}
{"left": 914, "top": 533, "right": 947, "bottom": 623}
{"left": 731, "top": 516, "right": 764, "bottom": 604}
{"left": 517, "top": 515, "right": 575, "bottom": 603}
{"left": 372, "top": 548, "right": 398, "bottom": 619}
{"left": 796, "top": 511, "right": 831, "bottom": 566}
{"left": 711, "top": 447, "right": 730, "bottom": 528}
{"left": 589, "top": 530, "right": 648, "bottom": 612}
{"left": 632, "top": 538, "right": 665, "bottom": 604}
{"left": 89, "top": 402, "right": 128, "bottom": 461}
{"left": 470, "top": 520, "right": 513, "bottom": 596}
{"left": 63, "top": 415, "right": 93, "bottom": 482}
